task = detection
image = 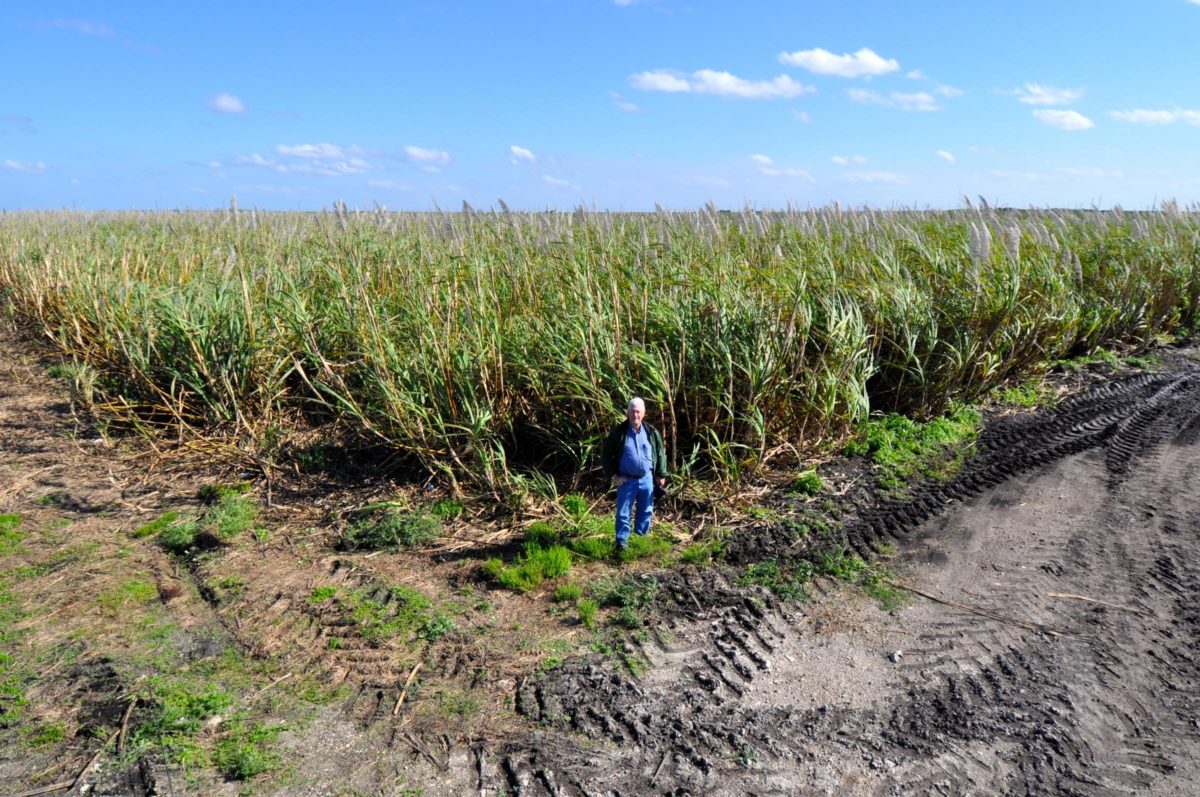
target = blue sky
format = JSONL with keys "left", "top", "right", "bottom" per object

{"left": 3, "top": 1, "right": 1200, "bottom": 211}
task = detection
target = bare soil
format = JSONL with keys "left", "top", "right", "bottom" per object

{"left": 3, "top": 327, "right": 1200, "bottom": 796}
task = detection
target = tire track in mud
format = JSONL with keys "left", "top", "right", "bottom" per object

{"left": 499, "top": 363, "right": 1200, "bottom": 796}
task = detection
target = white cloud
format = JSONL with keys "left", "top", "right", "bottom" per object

{"left": 1110, "top": 109, "right": 1177, "bottom": 125}
{"left": 543, "top": 175, "right": 579, "bottom": 189}
{"left": 831, "top": 154, "right": 868, "bottom": 166}
{"left": 935, "top": 150, "right": 956, "bottom": 164}
{"left": 1109, "top": 108, "right": 1200, "bottom": 125}
{"left": 906, "top": 69, "right": 926, "bottom": 80}
{"left": 263, "top": 143, "right": 372, "bottom": 175}
{"left": 842, "top": 171, "right": 905, "bottom": 184}
{"left": 405, "top": 145, "right": 450, "bottom": 164}
{"left": 237, "top": 154, "right": 288, "bottom": 173}
{"left": 760, "top": 166, "right": 814, "bottom": 180}
{"left": 277, "top": 142, "right": 346, "bottom": 158}
{"left": 848, "top": 88, "right": 941, "bottom": 111}
{"left": 405, "top": 145, "right": 451, "bottom": 171}
{"left": 1033, "top": 109, "right": 1094, "bottom": 130}
{"left": 308, "top": 159, "right": 369, "bottom": 175}
{"left": 748, "top": 153, "right": 811, "bottom": 179}
{"left": 629, "top": 69, "right": 814, "bottom": 99}
{"left": 2, "top": 159, "right": 48, "bottom": 174}
{"left": 936, "top": 85, "right": 964, "bottom": 98}
{"left": 792, "top": 110, "right": 813, "bottom": 123}
{"left": 237, "top": 147, "right": 370, "bottom": 176}
{"left": 609, "top": 91, "right": 641, "bottom": 112}
{"left": 208, "top": 93, "right": 246, "bottom": 114}
{"left": 631, "top": 71, "right": 691, "bottom": 92}
{"left": 510, "top": 145, "right": 535, "bottom": 164}
{"left": 1011, "top": 83, "right": 1082, "bottom": 106}
{"left": 1059, "top": 167, "right": 1123, "bottom": 179}
{"left": 778, "top": 47, "right": 899, "bottom": 78}
{"left": 207, "top": 160, "right": 223, "bottom": 169}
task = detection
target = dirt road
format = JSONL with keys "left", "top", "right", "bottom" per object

{"left": 510, "top": 362, "right": 1200, "bottom": 795}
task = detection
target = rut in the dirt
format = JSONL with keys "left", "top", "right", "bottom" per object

{"left": 501, "top": 363, "right": 1200, "bottom": 796}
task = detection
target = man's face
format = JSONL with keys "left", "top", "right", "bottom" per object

{"left": 627, "top": 404, "right": 645, "bottom": 429}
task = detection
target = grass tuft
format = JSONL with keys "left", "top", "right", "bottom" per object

{"left": 341, "top": 504, "right": 442, "bottom": 551}
{"left": 679, "top": 539, "right": 723, "bottom": 566}
{"left": 490, "top": 543, "right": 573, "bottom": 593}
{"left": 789, "top": 470, "right": 824, "bottom": 496}
{"left": 552, "top": 583, "right": 583, "bottom": 603}
{"left": 159, "top": 521, "right": 200, "bottom": 555}
{"left": 207, "top": 493, "right": 257, "bottom": 540}
{"left": 131, "top": 511, "right": 180, "bottom": 539}
{"left": 0, "top": 514, "right": 23, "bottom": 555}
{"left": 577, "top": 599, "right": 598, "bottom": 628}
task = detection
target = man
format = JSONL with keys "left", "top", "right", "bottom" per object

{"left": 600, "top": 397, "right": 668, "bottom": 557}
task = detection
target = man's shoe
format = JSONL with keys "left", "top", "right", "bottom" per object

{"left": 611, "top": 544, "right": 626, "bottom": 563}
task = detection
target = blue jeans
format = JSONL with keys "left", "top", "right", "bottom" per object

{"left": 615, "top": 472, "right": 654, "bottom": 547}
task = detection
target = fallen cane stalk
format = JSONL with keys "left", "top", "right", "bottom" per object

{"left": 1046, "top": 592, "right": 1151, "bottom": 615}
{"left": 393, "top": 661, "right": 424, "bottom": 716}
{"left": 16, "top": 726, "right": 124, "bottom": 797}
{"left": 117, "top": 696, "right": 138, "bottom": 754}
{"left": 13, "top": 782, "right": 75, "bottom": 797}
{"left": 246, "top": 671, "right": 293, "bottom": 704}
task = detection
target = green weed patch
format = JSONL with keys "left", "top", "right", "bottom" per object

{"left": 994, "top": 379, "right": 1056, "bottom": 409}
{"left": 0, "top": 514, "right": 23, "bottom": 556}
{"left": 197, "top": 482, "right": 252, "bottom": 502}
{"left": 845, "top": 405, "right": 981, "bottom": 492}
{"left": 213, "top": 719, "right": 280, "bottom": 780}
{"left": 737, "top": 559, "right": 812, "bottom": 601}
{"left": 98, "top": 579, "right": 158, "bottom": 616}
{"left": 788, "top": 470, "right": 824, "bottom": 496}
{"left": 552, "top": 583, "right": 583, "bottom": 603}
{"left": 131, "top": 511, "right": 180, "bottom": 539}
{"left": 341, "top": 503, "right": 442, "bottom": 551}
{"left": 679, "top": 539, "right": 723, "bottom": 565}
{"left": 335, "top": 585, "right": 454, "bottom": 645}
{"left": 428, "top": 498, "right": 464, "bottom": 521}
{"left": 485, "top": 542, "right": 573, "bottom": 593}
{"left": 587, "top": 574, "right": 659, "bottom": 629}
{"left": 207, "top": 493, "right": 257, "bottom": 539}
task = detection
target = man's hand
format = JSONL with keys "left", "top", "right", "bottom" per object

{"left": 657, "top": 478, "right": 666, "bottom": 488}
{"left": 614, "top": 475, "right": 627, "bottom": 487}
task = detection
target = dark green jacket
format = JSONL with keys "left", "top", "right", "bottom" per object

{"left": 601, "top": 421, "right": 668, "bottom": 479}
